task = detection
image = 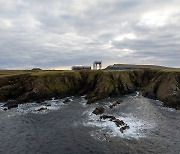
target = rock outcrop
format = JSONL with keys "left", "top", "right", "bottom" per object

{"left": 109, "top": 100, "right": 122, "bottom": 109}
{"left": 3, "top": 100, "right": 18, "bottom": 109}
{"left": 36, "top": 107, "right": 47, "bottom": 112}
{"left": 143, "top": 71, "right": 180, "bottom": 109}
{"left": 0, "top": 69, "right": 179, "bottom": 109}
{"left": 100, "top": 114, "right": 130, "bottom": 133}
{"left": 92, "top": 106, "right": 105, "bottom": 115}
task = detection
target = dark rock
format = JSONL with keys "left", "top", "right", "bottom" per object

{"left": 116, "top": 100, "right": 122, "bottom": 104}
{"left": 18, "top": 92, "right": 51, "bottom": 103}
{"left": 113, "top": 119, "right": 125, "bottom": 127}
{"left": 120, "top": 125, "right": 130, "bottom": 133}
{"left": 84, "top": 96, "right": 88, "bottom": 100}
{"left": 4, "top": 101, "right": 18, "bottom": 109}
{"left": 109, "top": 104, "right": 114, "bottom": 109}
{"left": 36, "top": 107, "right": 47, "bottom": 111}
{"left": 142, "top": 91, "right": 156, "bottom": 99}
{"left": 100, "top": 115, "right": 116, "bottom": 121}
{"left": 87, "top": 95, "right": 105, "bottom": 104}
{"left": 100, "top": 115, "right": 128, "bottom": 131}
{"left": 109, "top": 100, "right": 122, "bottom": 109}
{"left": 8, "top": 104, "right": 18, "bottom": 109}
{"left": 3, "top": 108, "right": 7, "bottom": 111}
{"left": 92, "top": 106, "right": 105, "bottom": 115}
{"left": 63, "top": 98, "right": 71, "bottom": 104}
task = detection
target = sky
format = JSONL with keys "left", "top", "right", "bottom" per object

{"left": 0, "top": 0, "right": 180, "bottom": 69}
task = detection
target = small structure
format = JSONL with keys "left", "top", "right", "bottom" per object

{"left": 93, "top": 61, "right": 102, "bottom": 70}
{"left": 72, "top": 66, "right": 91, "bottom": 71}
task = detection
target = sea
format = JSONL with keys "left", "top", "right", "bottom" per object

{"left": 0, "top": 92, "right": 179, "bottom": 154}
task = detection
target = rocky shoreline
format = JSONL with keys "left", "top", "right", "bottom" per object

{"left": 0, "top": 69, "right": 179, "bottom": 110}
{"left": 92, "top": 105, "right": 130, "bottom": 134}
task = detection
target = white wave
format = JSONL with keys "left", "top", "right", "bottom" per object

{"left": 16, "top": 99, "right": 65, "bottom": 115}
{"left": 64, "top": 96, "right": 74, "bottom": 102}
{"left": 81, "top": 95, "right": 87, "bottom": 98}
{"left": 82, "top": 107, "right": 95, "bottom": 116}
{"left": 83, "top": 109, "right": 155, "bottom": 140}
{"left": 1, "top": 97, "right": 77, "bottom": 117}
{"left": 0, "top": 103, "right": 5, "bottom": 111}
{"left": 162, "top": 106, "right": 176, "bottom": 112}
{"left": 130, "top": 91, "right": 140, "bottom": 98}
{"left": 135, "top": 91, "right": 140, "bottom": 97}
{"left": 90, "top": 130, "right": 108, "bottom": 141}
{"left": 154, "top": 100, "right": 178, "bottom": 112}
{"left": 80, "top": 98, "right": 88, "bottom": 106}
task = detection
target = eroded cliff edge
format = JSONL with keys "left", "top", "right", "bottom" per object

{"left": 0, "top": 69, "right": 179, "bottom": 109}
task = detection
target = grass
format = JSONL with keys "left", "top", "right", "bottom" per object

{"left": 0, "top": 70, "right": 74, "bottom": 77}
{"left": 0, "top": 68, "right": 180, "bottom": 78}
{"left": 160, "top": 68, "right": 180, "bottom": 72}
{"left": 0, "top": 70, "right": 30, "bottom": 77}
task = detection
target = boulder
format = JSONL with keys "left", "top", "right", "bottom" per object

{"left": 116, "top": 100, "right": 122, "bottom": 104}
{"left": 3, "top": 101, "right": 18, "bottom": 109}
{"left": 113, "top": 119, "right": 125, "bottom": 127}
{"left": 92, "top": 106, "right": 105, "bottom": 115}
{"left": 3, "top": 108, "right": 7, "bottom": 111}
{"left": 109, "top": 100, "right": 122, "bottom": 109}
{"left": 100, "top": 115, "right": 116, "bottom": 121}
{"left": 63, "top": 98, "right": 71, "bottom": 104}
{"left": 36, "top": 107, "right": 47, "bottom": 111}
{"left": 120, "top": 125, "right": 130, "bottom": 133}
{"left": 8, "top": 104, "right": 18, "bottom": 109}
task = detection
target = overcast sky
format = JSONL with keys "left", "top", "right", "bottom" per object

{"left": 0, "top": 0, "right": 180, "bottom": 69}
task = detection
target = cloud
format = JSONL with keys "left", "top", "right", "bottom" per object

{"left": 137, "top": 9, "right": 180, "bottom": 28}
{"left": 0, "top": 0, "right": 180, "bottom": 69}
{"left": 0, "top": 18, "right": 13, "bottom": 29}
{"left": 114, "top": 33, "right": 137, "bottom": 41}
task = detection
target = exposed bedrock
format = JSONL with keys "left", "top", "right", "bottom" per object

{"left": 0, "top": 70, "right": 179, "bottom": 109}
{"left": 99, "top": 114, "right": 130, "bottom": 133}
{"left": 143, "top": 72, "right": 180, "bottom": 109}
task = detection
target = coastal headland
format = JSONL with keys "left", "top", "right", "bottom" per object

{"left": 0, "top": 68, "right": 180, "bottom": 109}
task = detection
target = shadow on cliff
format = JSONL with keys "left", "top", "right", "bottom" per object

{"left": 0, "top": 69, "right": 179, "bottom": 109}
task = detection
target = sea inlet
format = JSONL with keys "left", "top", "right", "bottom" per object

{"left": 0, "top": 92, "right": 179, "bottom": 154}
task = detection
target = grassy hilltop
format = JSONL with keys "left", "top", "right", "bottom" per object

{"left": 0, "top": 68, "right": 180, "bottom": 109}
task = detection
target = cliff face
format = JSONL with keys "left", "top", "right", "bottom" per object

{"left": 0, "top": 71, "right": 83, "bottom": 103}
{"left": 143, "top": 72, "right": 180, "bottom": 109}
{"left": 0, "top": 70, "right": 179, "bottom": 109}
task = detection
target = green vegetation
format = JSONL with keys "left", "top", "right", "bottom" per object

{"left": 1, "top": 68, "right": 179, "bottom": 78}
{"left": 0, "top": 70, "right": 30, "bottom": 77}
{"left": 159, "top": 68, "right": 180, "bottom": 72}
{"left": 0, "top": 69, "right": 179, "bottom": 109}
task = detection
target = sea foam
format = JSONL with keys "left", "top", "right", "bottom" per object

{"left": 83, "top": 109, "right": 154, "bottom": 140}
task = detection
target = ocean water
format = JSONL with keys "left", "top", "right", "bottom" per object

{"left": 0, "top": 93, "right": 179, "bottom": 154}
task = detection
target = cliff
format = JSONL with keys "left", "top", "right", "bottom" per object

{"left": 143, "top": 71, "right": 180, "bottom": 109}
{"left": 0, "top": 69, "right": 179, "bottom": 109}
